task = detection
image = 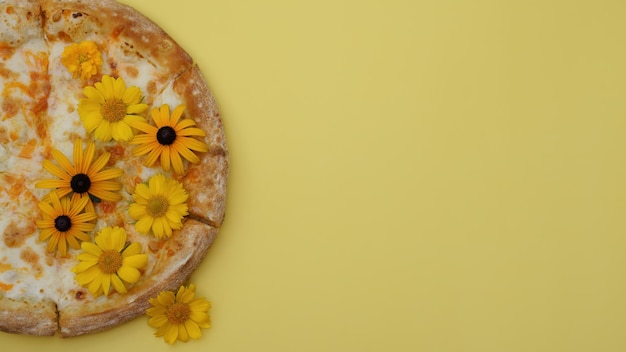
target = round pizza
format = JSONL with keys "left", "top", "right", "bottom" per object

{"left": 0, "top": 0, "right": 228, "bottom": 338}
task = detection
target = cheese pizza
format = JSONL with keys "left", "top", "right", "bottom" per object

{"left": 0, "top": 0, "right": 227, "bottom": 338}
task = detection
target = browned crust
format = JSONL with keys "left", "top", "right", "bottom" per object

{"left": 0, "top": 296, "right": 57, "bottom": 336}
{"left": 40, "top": 0, "right": 193, "bottom": 80}
{"left": 58, "top": 219, "right": 218, "bottom": 337}
{"left": 174, "top": 66, "right": 229, "bottom": 227}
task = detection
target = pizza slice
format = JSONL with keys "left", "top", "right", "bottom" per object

{"left": 0, "top": 1, "right": 57, "bottom": 336}
{"left": 53, "top": 67, "right": 227, "bottom": 336}
{"left": 41, "top": 0, "right": 194, "bottom": 154}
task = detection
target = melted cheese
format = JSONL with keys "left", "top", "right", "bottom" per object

{"left": 0, "top": 7, "right": 53, "bottom": 302}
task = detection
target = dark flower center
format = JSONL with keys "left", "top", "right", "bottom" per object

{"left": 70, "top": 173, "right": 92, "bottom": 194}
{"left": 54, "top": 215, "right": 72, "bottom": 232}
{"left": 156, "top": 126, "right": 177, "bottom": 146}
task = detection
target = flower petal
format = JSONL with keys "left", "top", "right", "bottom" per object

{"left": 176, "top": 286, "right": 195, "bottom": 304}
{"left": 51, "top": 149, "right": 76, "bottom": 175}
{"left": 176, "top": 127, "right": 207, "bottom": 137}
{"left": 123, "top": 254, "right": 148, "bottom": 270}
{"left": 112, "top": 76, "right": 126, "bottom": 99}
{"left": 178, "top": 137, "right": 209, "bottom": 152}
{"left": 148, "top": 314, "right": 168, "bottom": 328}
{"left": 122, "top": 86, "right": 141, "bottom": 105}
{"left": 128, "top": 203, "right": 147, "bottom": 220}
{"left": 74, "top": 266, "right": 101, "bottom": 285}
{"left": 36, "top": 179, "right": 69, "bottom": 189}
{"left": 160, "top": 146, "right": 171, "bottom": 172}
{"left": 157, "top": 291, "right": 175, "bottom": 306}
{"left": 41, "top": 159, "right": 71, "bottom": 180}
{"left": 87, "top": 153, "right": 111, "bottom": 175}
{"left": 127, "top": 103, "right": 149, "bottom": 115}
{"left": 111, "top": 274, "right": 127, "bottom": 294}
{"left": 94, "top": 119, "right": 113, "bottom": 141}
{"left": 184, "top": 320, "right": 203, "bottom": 340}
{"left": 112, "top": 120, "right": 134, "bottom": 141}
{"left": 101, "top": 274, "right": 111, "bottom": 296}
{"left": 165, "top": 323, "right": 179, "bottom": 344}
{"left": 110, "top": 227, "right": 127, "bottom": 251}
{"left": 135, "top": 216, "right": 154, "bottom": 234}
{"left": 117, "top": 265, "right": 141, "bottom": 283}
{"left": 133, "top": 183, "right": 152, "bottom": 201}
{"left": 170, "top": 149, "right": 185, "bottom": 175}
{"left": 169, "top": 105, "right": 186, "bottom": 127}
{"left": 177, "top": 323, "right": 190, "bottom": 342}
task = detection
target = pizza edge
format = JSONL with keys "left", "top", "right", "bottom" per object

{"left": 58, "top": 219, "right": 218, "bottom": 337}
{"left": 174, "top": 65, "right": 229, "bottom": 228}
{"left": 0, "top": 296, "right": 57, "bottom": 336}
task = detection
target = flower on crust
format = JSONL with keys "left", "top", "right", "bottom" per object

{"left": 128, "top": 174, "right": 189, "bottom": 239}
{"left": 78, "top": 75, "right": 149, "bottom": 142}
{"left": 130, "top": 104, "right": 209, "bottom": 175}
{"left": 146, "top": 284, "right": 211, "bottom": 344}
{"left": 36, "top": 139, "right": 123, "bottom": 207}
{"left": 72, "top": 226, "right": 148, "bottom": 297}
{"left": 36, "top": 191, "right": 97, "bottom": 257}
{"left": 61, "top": 40, "right": 103, "bottom": 80}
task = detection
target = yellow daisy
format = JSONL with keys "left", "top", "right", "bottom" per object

{"left": 61, "top": 40, "right": 103, "bottom": 80}
{"left": 130, "top": 104, "right": 209, "bottom": 175}
{"left": 36, "top": 139, "right": 123, "bottom": 205}
{"left": 72, "top": 226, "right": 148, "bottom": 297}
{"left": 128, "top": 174, "right": 189, "bottom": 239}
{"left": 78, "top": 75, "right": 149, "bottom": 141}
{"left": 36, "top": 191, "right": 97, "bottom": 257}
{"left": 147, "top": 284, "right": 211, "bottom": 344}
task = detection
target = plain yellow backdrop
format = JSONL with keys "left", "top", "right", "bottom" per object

{"left": 4, "top": 0, "right": 626, "bottom": 351}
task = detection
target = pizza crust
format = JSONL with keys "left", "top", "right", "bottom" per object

{"left": 58, "top": 219, "right": 218, "bottom": 337}
{"left": 173, "top": 66, "right": 229, "bottom": 227}
{"left": 0, "top": 296, "right": 57, "bottom": 336}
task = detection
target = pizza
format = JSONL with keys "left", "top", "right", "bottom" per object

{"left": 0, "top": 0, "right": 228, "bottom": 338}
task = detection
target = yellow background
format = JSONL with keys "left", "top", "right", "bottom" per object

{"left": 5, "top": 0, "right": 626, "bottom": 350}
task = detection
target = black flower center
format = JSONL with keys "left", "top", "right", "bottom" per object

{"left": 156, "top": 126, "right": 177, "bottom": 146}
{"left": 70, "top": 173, "right": 92, "bottom": 194}
{"left": 54, "top": 215, "right": 72, "bottom": 232}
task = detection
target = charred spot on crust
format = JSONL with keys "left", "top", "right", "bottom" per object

{"left": 72, "top": 12, "right": 83, "bottom": 18}
{"left": 75, "top": 290, "right": 86, "bottom": 300}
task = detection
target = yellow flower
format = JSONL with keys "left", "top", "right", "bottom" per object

{"left": 72, "top": 226, "right": 148, "bottom": 297}
{"left": 128, "top": 174, "right": 189, "bottom": 239}
{"left": 130, "top": 104, "right": 209, "bottom": 174}
{"left": 147, "top": 284, "right": 211, "bottom": 344}
{"left": 36, "top": 191, "right": 97, "bottom": 257}
{"left": 61, "top": 41, "right": 103, "bottom": 80}
{"left": 78, "top": 75, "right": 149, "bottom": 141}
{"left": 36, "top": 139, "right": 123, "bottom": 206}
